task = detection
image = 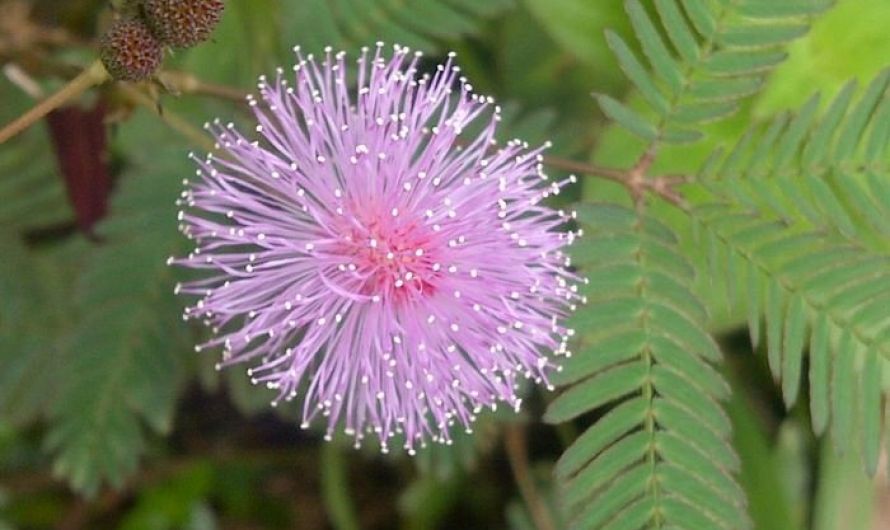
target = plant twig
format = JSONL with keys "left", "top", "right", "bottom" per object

{"left": 0, "top": 59, "right": 109, "bottom": 144}
{"left": 504, "top": 424, "right": 557, "bottom": 530}
{"left": 3, "top": 63, "right": 44, "bottom": 98}
{"left": 0, "top": 1, "right": 80, "bottom": 49}
{"left": 544, "top": 154, "right": 689, "bottom": 208}
{"left": 320, "top": 443, "right": 362, "bottom": 530}
{"left": 115, "top": 70, "right": 690, "bottom": 207}
{"left": 542, "top": 155, "right": 627, "bottom": 182}
{"left": 121, "top": 68, "right": 691, "bottom": 207}
{"left": 157, "top": 70, "right": 249, "bottom": 102}
{"left": 116, "top": 83, "right": 218, "bottom": 153}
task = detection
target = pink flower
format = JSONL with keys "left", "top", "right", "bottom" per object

{"left": 174, "top": 43, "right": 580, "bottom": 453}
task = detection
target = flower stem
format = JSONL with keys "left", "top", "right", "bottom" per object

{"left": 0, "top": 59, "right": 109, "bottom": 144}
{"left": 156, "top": 70, "right": 249, "bottom": 102}
{"left": 116, "top": 83, "right": 217, "bottom": 153}
{"left": 504, "top": 424, "right": 557, "bottom": 530}
{"left": 543, "top": 152, "right": 689, "bottom": 209}
{"left": 320, "top": 443, "right": 361, "bottom": 530}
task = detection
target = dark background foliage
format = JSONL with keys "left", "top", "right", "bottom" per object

{"left": 1, "top": 0, "right": 889, "bottom": 529}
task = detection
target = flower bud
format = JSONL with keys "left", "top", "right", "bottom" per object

{"left": 142, "top": 0, "right": 225, "bottom": 48}
{"left": 99, "top": 17, "right": 163, "bottom": 81}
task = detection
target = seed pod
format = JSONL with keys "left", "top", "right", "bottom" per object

{"left": 99, "top": 17, "right": 163, "bottom": 82}
{"left": 142, "top": 0, "right": 225, "bottom": 48}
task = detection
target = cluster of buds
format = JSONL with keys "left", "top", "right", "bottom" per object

{"left": 99, "top": 0, "right": 225, "bottom": 81}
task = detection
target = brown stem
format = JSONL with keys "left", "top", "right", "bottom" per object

{"left": 157, "top": 70, "right": 249, "bottom": 102}
{"left": 0, "top": 59, "right": 109, "bottom": 144}
{"left": 116, "top": 83, "right": 217, "bottom": 153}
{"left": 542, "top": 155, "right": 627, "bottom": 183}
{"left": 3, "top": 63, "right": 44, "bottom": 98}
{"left": 545, "top": 153, "right": 690, "bottom": 209}
{"left": 118, "top": 71, "right": 690, "bottom": 207}
{"left": 55, "top": 489, "right": 124, "bottom": 530}
{"left": 504, "top": 424, "right": 558, "bottom": 530}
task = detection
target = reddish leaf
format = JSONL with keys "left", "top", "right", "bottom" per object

{"left": 46, "top": 100, "right": 112, "bottom": 235}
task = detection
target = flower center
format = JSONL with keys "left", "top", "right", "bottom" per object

{"left": 330, "top": 204, "right": 440, "bottom": 301}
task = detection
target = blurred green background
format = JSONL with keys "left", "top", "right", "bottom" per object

{"left": 0, "top": 0, "right": 889, "bottom": 528}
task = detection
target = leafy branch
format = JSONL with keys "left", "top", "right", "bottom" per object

{"left": 547, "top": 204, "right": 746, "bottom": 530}
{"left": 43, "top": 114, "right": 193, "bottom": 495}
{"left": 600, "top": 0, "right": 828, "bottom": 150}
{"left": 0, "top": 60, "right": 109, "bottom": 144}
{"left": 544, "top": 0, "right": 890, "bottom": 527}
{"left": 678, "top": 68, "right": 890, "bottom": 475}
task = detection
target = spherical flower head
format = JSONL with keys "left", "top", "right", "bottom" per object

{"left": 174, "top": 43, "right": 581, "bottom": 453}
{"left": 99, "top": 17, "right": 163, "bottom": 81}
{"left": 142, "top": 0, "right": 225, "bottom": 48}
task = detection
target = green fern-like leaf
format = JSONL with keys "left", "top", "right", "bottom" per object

{"left": 701, "top": 69, "right": 890, "bottom": 247}
{"left": 690, "top": 205, "right": 890, "bottom": 475}
{"left": 688, "top": 69, "right": 890, "bottom": 475}
{"left": 45, "top": 116, "right": 191, "bottom": 495}
{"left": 0, "top": 108, "right": 78, "bottom": 426}
{"left": 0, "top": 79, "right": 71, "bottom": 231}
{"left": 0, "top": 237, "right": 76, "bottom": 427}
{"left": 0, "top": 127, "right": 72, "bottom": 231}
{"left": 601, "top": 0, "right": 829, "bottom": 146}
{"left": 283, "top": 0, "right": 514, "bottom": 53}
{"left": 547, "top": 204, "right": 748, "bottom": 530}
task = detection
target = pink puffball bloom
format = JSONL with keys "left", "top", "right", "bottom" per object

{"left": 173, "top": 43, "right": 581, "bottom": 453}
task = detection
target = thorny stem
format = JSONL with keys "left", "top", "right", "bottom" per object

{"left": 0, "top": 59, "right": 109, "bottom": 144}
{"left": 504, "top": 424, "right": 558, "bottom": 530}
